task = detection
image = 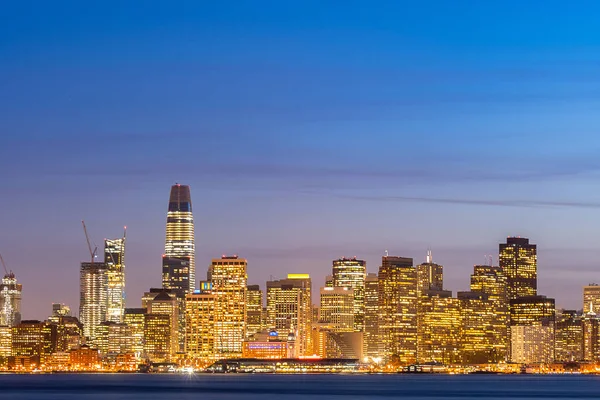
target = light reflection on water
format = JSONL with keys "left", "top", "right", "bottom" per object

{"left": 1, "top": 373, "right": 599, "bottom": 400}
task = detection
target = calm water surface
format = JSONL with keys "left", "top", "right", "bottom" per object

{"left": 1, "top": 373, "right": 599, "bottom": 400}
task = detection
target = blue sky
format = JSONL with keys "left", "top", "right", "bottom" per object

{"left": 2, "top": 1, "right": 600, "bottom": 318}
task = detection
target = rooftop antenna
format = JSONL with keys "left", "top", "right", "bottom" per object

{"left": 384, "top": 249, "right": 389, "bottom": 257}
{"left": 82, "top": 220, "right": 98, "bottom": 264}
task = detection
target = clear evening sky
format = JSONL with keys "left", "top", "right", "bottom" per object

{"left": 2, "top": 1, "right": 600, "bottom": 319}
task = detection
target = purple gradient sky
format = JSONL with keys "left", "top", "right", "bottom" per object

{"left": 3, "top": 1, "right": 600, "bottom": 319}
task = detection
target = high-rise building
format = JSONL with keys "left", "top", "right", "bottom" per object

{"left": 583, "top": 284, "right": 600, "bottom": 315}
{"left": 143, "top": 288, "right": 185, "bottom": 353}
{"left": 11, "top": 320, "right": 56, "bottom": 364}
{"left": 554, "top": 309, "right": 583, "bottom": 362}
{"left": 319, "top": 287, "right": 354, "bottom": 332}
{"left": 332, "top": 257, "right": 366, "bottom": 332}
{"left": 416, "top": 250, "right": 443, "bottom": 297}
{"left": 417, "top": 290, "right": 462, "bottom": 364}
{"left": 582, "top": 308, "right": 599, "bottom": 362}
{"left": 378, "top": 256, "right": 416, "bottom": 364}
{"left": 0, "top": 326, "right": 11, "bottom": 359}
{"left": 105, "top": 236, "right": 126, "bottom": 323}
{"left": 94, "top": 321, "right": 132, "bottom": 356}
{"left": 0, "top": 272, "right": 22, "bottom": 327}
{"left": 363, "top": 273, "right": 379, "bottom": 358}
{"left": 266, "top": 274, "right": 312, "bottom": 356}
{"left": 79, "top": 262, "right": 108, "bottom": 341}
{"left": 499, "top": 237, "right": 537, "bottom": 300}
{"left": 209, "top": 256, "right": 247, "bottom": 357}
{"left": 509, "top": 295, "right": 555, "bottom": 363}
{"left": 163, "top": 184, "right": 195, "bottom": 295}
{"left": 124, "top": 308, "right": 146, "bottom": 358}
{"left": 246, "top": 285, "right": 263, "bottom": 338}
{"left": 143, "top": 313, "right": 171, "bottom": 362}
{"left": 185, "top": 289, "right": 217, "bottom": 362}
{"left": 145, "top": 291, "right": 179, "bottom": 360}
{"left": 470, "top": 265, "right": 508, "bottom": 303}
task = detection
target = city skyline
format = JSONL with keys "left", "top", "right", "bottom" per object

{"left": 5, "top": 2, "right": 600, "bottom": 320}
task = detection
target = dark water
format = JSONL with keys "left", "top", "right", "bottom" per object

{"left": 1, "top": 373, "right": 599, "bottom": 399}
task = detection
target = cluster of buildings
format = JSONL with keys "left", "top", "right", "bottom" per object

{"left": 2, "top": 184, "right": 600, "bottom": 372}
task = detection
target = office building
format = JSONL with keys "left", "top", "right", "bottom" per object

{"left": 378, "top": 256, "right": 416, "bottom": 364}
{"left": 499, "top": 237, "right": 537, "bottom": 300}
{"left": 124, "top": 308, "right": 146, "bottom": 358}
{"left": 163, "top": 184, "right": 195, "bottom": 295}
{"left": 246, "top": 285, "right": 263, "bottom": 338}
{"left": 105, "top": 236, "right": 126, "bottom": 323}
{"left": 363, "top": 273, "right": 379, "bottom": 358}
{"left": 266, "top": 274, "right": 312, "bottom": 356}
{"left": 0, "top": 272, "right": 22, "bottom": 327}
{"left": 94, "top": 321, "right": 132, "bottom": 356}
{"left": 470, "top": 265, "right": 508, "bottom": 303}
{"left": 0, "top": 326, "right": 12, "bottom": 358}
{"left": 332, "top": 257, "right": 366, "bottom": 331}
{"left": 510, "top": 295, "right": 555, "bottom": 363}
{"left": 185, "top": 290, "right": 217, "bottom": 362}
{"left": 51, "top": 303, "right": 71, "bottom": 318}
{"left": 79, "top": 262, "right": 108, "bottom": 341}
{"left": 143, "top": 313, "right": 171, "bottom": 362}
{"left": 11, "top": 320, "right": 56, "bottom": 363}
{"left": 145, "top": 291, "right": 179, "bottom": 360}
{"left": 319, "top": 286, "right": 354, "bottom": 332}
{"left": 554, "top": 309, "right": 583, "bottom": 362}
{"left": 209, "top": 256, "right": 248, "bottom": 357}
{"left": 416, "top": 250, "right": 443, "bottom": 297}
{"left": 583, "top": 284, "right": 600, "bottom": 315}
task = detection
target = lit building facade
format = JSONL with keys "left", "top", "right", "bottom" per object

{"left": 499, "top": 237, "right": 537, "bottom": 300}
{"left": 52, "top": 303, "right": 71, "bottom": 318}
{"left": 554, "top": 309, "right": 583, "bottom": 362}
{"left": 94, "top": 321, "right": 132, "bottom": 356}
{"left": 124, "top": 308, "right": 146, "bottom": 358}
{"left": 0, "top": 272, "right": 22, "bottom": 327}
{"left": 163, "top": 184, "right": 195, "bottom": 295}
{"left": 363, "top": 273, "right": 379, "bottom": 358}
{"left": 319, "top": 287, "right": 354, "bottom": 332}
{"left": 185, "top": 290, "right": 216, "bottom": 361}
{"left": 105, "top": 236, "right": 126, "bottom": 323}
{"left": 583, "top": 284, "right": 600, "bottom": 315}
{"left": 143, "top": 313, "right": 171, "bottom": 362}
{"left": 145, "top": 291, "right": 179, "bottom": 360}
{"left": 0, "top": 325, "right": 11, "bottom": 358}
{"left": 582, "top": 308, "right": 599, "bottom": 362}
{"left": 209, "top": 256, "right": 247, "bottom": 358}
{"left": 332, "top": 257, "right": 366, "bottom": 332}
{"left": 417, "top": 290, "right": 462, "bottom": 364}
{"left": 79, "top": 262, "right": 108, "bottom": 342}
{"left": 509, "top": 295, "right": 555, "bottom": 363}
{"left": 378, "top": 256, "right": 416, "bottom": 364}
{"left": 11, "top": 320, "right": 56, "bottom": 363}
{"left": 416, "top": 250, "right": 443, "bottom": 297}
{"left": 266, "top": 274, "right": 312, "bottom": 356}
{"left": 246, "top": 285, "right": 263, "bottom": 338}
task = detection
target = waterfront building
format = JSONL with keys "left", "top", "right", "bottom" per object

{"left": 185, "top": 289, "right": 217, "bottom": 361}
{"left": 416, "top": 250, "right": 443, "bottom": 297}
{"left": 145, "top": 291, "right": 179, "bottom": 359}
{"left": 246, "top": 285, "right": 263, "bottom": 338}
{"left": 582, "top": 306, "right": 599, "bottom": 362}
{"left": 311, "top": 324, "right": 364, "bottom": 359}
{"left": 332, "top": 257, "right": 366, "bottom": 332}
{"left": 377, "top": 255, "right": 416, "bottom": 364}
{"left": 499, "top": 237, "right": 537, "bottom": 300}
{"left": 0, "top": 325, "right": 11, "bottom": 358}
{"left": 163, "top": 184, "right": 195, "bottom": 295}
{"left": 105, "top": 236, "right": 126, "bottom": 323}
{"left": 363, "top": 273, "right": 379, "bottom": 358}
{"left": 11, "top": 320, "right": 56, "bottom": 363}
{"left": 209, "top": 256, "right": 248, "bottom": 358}
{"left": 554, "top": 309, "right": 583, "bottom": 362}
{"left": 417, "top": 290, "right": 462, "bottom": 364}
{"left": 0, "top": 272, "right": 22, "bottom": 327}
{"left": 50, "top": 316, "right": 84, "bottom": 353}
{"left": 143, "top": 313, "right": 172, "bottom": 362}
{"left": 319, "top": 287, "right": 354, "bottom": 332}
{"left": 509, "top": 295, "right": 555, "bottom": 363}
{"left": 69, "top": 344, "right": 100, "bottom": 370}
{"left": 79, "top": 262, "right": 108, "bottom": 342}
{"left": 94, "top": 321, "right": 132, "bottom": 356}
{"left": 124, "top": 308, "right": 146, "bottom": 358}
{"left": 266, "top": 274, "right": 312, "bottom": 356}
{"left": 583, "top": 284, "right": 600, "bottom": 315}
{"left": 143, "top": 288, "right": 185, "bottom": 353}
{"left": 241, "top": 331, "right": 289, "bottom": 359}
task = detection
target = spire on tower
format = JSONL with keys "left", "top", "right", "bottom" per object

{"left": 426, "top": 248, "right": 432, "bottom": 264}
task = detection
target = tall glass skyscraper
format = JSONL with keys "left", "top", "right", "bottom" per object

{"left": 105, "top": 236, "right": 126, "bottom": 323}
{"left": 162, "top": 184, "right": 195, "bottom": 295}
{"left": 0, "top": 272, "right": 22, "bottom": 327}
{"left": 499, "top": 237, "right": 537, "bottom": 300}
{"left": 332, "top": 257, "right": 366, "bottom": 332}
{"left": 79, "top": 262, "right": 108, "bottom": 341}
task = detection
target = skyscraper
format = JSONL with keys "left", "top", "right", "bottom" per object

{"left": 319, "top": 287, "right": 354, "bottom": 332}
{"left": 509, "top": 295, "right": 555, "bottom": 363}
{"left": 0, "top": 272, "right": 22, "bottom": 327}
{"left": 332, "top": 257, "right": 366, "bottom": 332}
{"left": 105, "top": 235, "right": 126, "bottom": 323}
{"left": 583, "top": 284, "right": 600, "bottom": 315}
{"left": 246, "top": 285, "right": 263, "bottom": 338}
{"left": 266, "top": 274, "right": 312, "bottom": 356}
{"left": 363, "top": 273, "right": 379, "bottom": 358}
{"left": 79, "top": 262, "right": 108, "bottom": 341}
{"left": 377, "top": 256, "right": 417, "bottom": 364}
{"left": 416, "top": 250, "right": 443, "bottom": 297}
{"left": 209, "top": 256, "right": 248, "bottom": 357}
{"left": 499, "top": 237, "right": 537, "bottom": 300}
{"left": 163, "top": 184, "right": 195, "bottom": 295}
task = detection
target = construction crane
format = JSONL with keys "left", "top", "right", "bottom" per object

{"left": 81, "top": 220, "right": 98, "bottom": 264}
{"left": 0, "top": 253, "right": 9, "bottom": 276}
